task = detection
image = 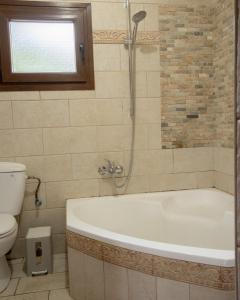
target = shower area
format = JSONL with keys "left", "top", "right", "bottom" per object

{"left": 3, "top": 0, "right": 235, "bottom": 298}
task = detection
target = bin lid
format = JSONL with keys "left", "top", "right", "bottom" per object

{"left": 0, "top": 214, "right": 17, "bottom": 236}
{"left": 26, "top": 226, "right": 51, "bottom": 239}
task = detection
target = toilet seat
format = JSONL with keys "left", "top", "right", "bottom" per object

{"left": 0, "top": 214, "right": 17, "bottom": 239}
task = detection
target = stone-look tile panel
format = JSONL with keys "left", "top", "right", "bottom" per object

{"left": 66, "top": 230, "right": 235, "bottom": 290}
{"left": 102, "top": 243, "right": 153, "bottom": 275}
{"left": 66, "top": 230, "right": 102, "bottom": 260}
{"left": 159, "top": 0, "right": 234, "bottom": 149}
{"left": 159, "top": 5, "right": 215, "bottom": 149}
{"left": 152, "top": 255, "right": 235, "bottom": 290}
{"left": 213, "top": 0, "right": 234, "bottom": 148}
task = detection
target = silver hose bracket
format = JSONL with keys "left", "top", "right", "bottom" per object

{"left": 27, "top": 176, "right": 42, "bottom": 207}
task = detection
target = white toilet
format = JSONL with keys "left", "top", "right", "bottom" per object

{"left": 0, "top": 162, "right": 26, "bottom": 292}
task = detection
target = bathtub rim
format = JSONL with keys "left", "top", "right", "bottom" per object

{"left": 66, "top": 189, "right": 235, "bottom": 268}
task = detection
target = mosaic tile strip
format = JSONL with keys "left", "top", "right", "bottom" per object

{"left": 93, "top": 30, "right": 160, "bottom": 44}
{"left": 66, "top": 230, "right": 235, "bottom": 290}
{"left": 159, "top": 1, "right": 234, "bottom": 149}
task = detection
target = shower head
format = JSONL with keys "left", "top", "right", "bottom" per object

{"left": 132, "top": 10, "right": 147, "bottom": 24}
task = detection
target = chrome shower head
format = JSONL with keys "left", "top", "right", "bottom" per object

{"left": 132, "top": 10, "right": 146, "bottom": 24}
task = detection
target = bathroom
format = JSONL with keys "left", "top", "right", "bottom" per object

{"left": 0, "top": 0, "right": 238, "bottom": 299}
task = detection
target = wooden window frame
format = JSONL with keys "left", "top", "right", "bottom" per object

{"left": 0, "top": 1, "right": 94, "bottom": 91}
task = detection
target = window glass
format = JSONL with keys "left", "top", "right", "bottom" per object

{"left": 9, "top": 20, "right": 77, "bottom": 73}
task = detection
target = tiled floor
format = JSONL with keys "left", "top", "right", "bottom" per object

{"left": 0, "top": 254, "right": 72, "bottom": 300}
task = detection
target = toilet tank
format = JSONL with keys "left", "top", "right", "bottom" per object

{"left": 0, "top": 162, "right": 26, "bottom": 215}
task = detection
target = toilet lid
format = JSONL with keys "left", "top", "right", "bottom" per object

{"left": 0, "top": 214, "right": 17, "bottom": 236}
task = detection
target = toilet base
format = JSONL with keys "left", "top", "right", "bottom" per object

{"left": 0, "top": 256, "right": 11, "bottom": 293}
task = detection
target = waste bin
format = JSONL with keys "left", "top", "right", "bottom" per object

{"left": 25, "top": 226, "right": 53, "bottom": 276}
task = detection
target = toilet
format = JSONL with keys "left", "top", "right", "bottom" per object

{"left": 0, "top": 162, "right": 26, "bottom": 292}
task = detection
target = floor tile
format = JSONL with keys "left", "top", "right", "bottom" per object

{"left": 53, "top": 254, "right": 68, "bottom": 273}
{"left": 0, "top": 278, "right": 19, "bottom": 297}
{"left": 11, "top": 262, "right": 27, "bottom": 279}
{"left": 16, "top": 272, "right": 68, "bottom": 294}
{"left": 0, "top": 291, "right": 49, "bottom": 300}
{"left": 49, "top": 289, "right": 73, "bottom": 300}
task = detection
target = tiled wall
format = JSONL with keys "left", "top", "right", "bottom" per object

{"left": 160, "top": 0, "right": 235, "bottom": 150}
{"left": 0, "top": 0, "right": 234, "bottom": 258}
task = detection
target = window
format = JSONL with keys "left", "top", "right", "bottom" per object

{"left": 0, "top": 1, "right": 94, "bottom": 91}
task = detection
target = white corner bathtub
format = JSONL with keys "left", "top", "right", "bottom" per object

{"left": 67, "top": 188, "right": 235, "bottom": 267}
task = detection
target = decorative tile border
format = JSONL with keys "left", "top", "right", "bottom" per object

{"left": 93, "top": 30, "right": 160, "bottom": 44}
{"left": 66, "top": 230, "right": 235, "bottom": 290}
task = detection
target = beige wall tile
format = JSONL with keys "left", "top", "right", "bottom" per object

{"left": 173, "top": 147, "right": 214, "bottom": 173}
{"left": 196, "top": 171, "right": 214, "bottom": 188}
{"left": 147, "top": 72, "right": 161, "bottom": 98}
{"left": 0, "top": 130, "right": 15, "bottom": 157}
{"left": 157, "top": 278, "right": 189, "bottom": 300}
{"left": 41, "top": 100, "right": 69, "bottom": 127}
{"left": 214, "top": 147, "right": 234, "bottom": 175}
{"left": 16, "top": 156, "right": 44, "bottom": 180}
{"left": 128, "top": 269, "right": 157, "bottom": 300}
{"left": 124, "top": 150, "right": 149, "bottom": 176}
{"left": 19, "top": 208, "right": 66, "bottom": 236}
{"left": 0, "top": 101, "right": 13, "bottom": 129}
{"left": 135, "top": 99, "right": 161, "bottom": 124}
{"left": 92, "top": 2, "right": 127, "bottom": 30}
{"left": 149, "top": 173, "right": 197, "bottom": 192}
{"left": 97, "top": 125, "right": 125, "bottom": 151}
{"left": 46, "top": 180, "right": 99, "bottom": 208}
{"left": 123, "top": 125, "right": 149, "bottom": 150}
{"left": 148, "top": 124, "right": 162, "bottom": 149}
{"left": 40, "top": 91, "right": 70, "bottom": 100}
{"left": 14, "top": 129, "right": 43, "bottom": 156}
{"left": 69, "top": 127, "right": 97, "bottom": 153}
{"left": 43, "top": 128, "right": 70, "bottom": 155}
{"left": 0, "top": 92, "right": 13, "bottom": 101}
{"left": 99, "top": 175, "right": 149, "bottom": 195}
{"left": 214, "top": 171, "right": 234, "bottom": 194}
{"left": 104, "top": 262, "right": 128, "bottom": 300}
{"left": 96, "top": 99, "right": 123, "bottom": 125}
{"left": 72, "top": 153, "right": 99, "bottom": 179}
{"left": 123, "top": 99, "right": 161, "bottom": 124}
{"left": 0, "top": 129, "right": 43, "bottom": 158}
{"left": 13, "top": 100, "right": 69, "bottom": 128}
{"left": 44, "top": 127, "right": 97, "bottom": 155}
{"left": 94, "top": 44, "right": 121, "bottom": 71}
{"left": 95, "top": 72, "right": 129, "bottom": 98}
{"left": 136, "top": 46, "right": 160, "bottom": 72}
{"left": 144, "top": 4, "right": 159, "bottom": 31}
{"left": 12, "top": 101, "right": 42, "bottom": 128}
{"left": 11, "top": 92, "right": 40, "bottom": 101}
{"left": 43, "top": 155, "right": 72, "bottom": 182}
{"left": 22, "top": 182, "right": 46, "bottom": 211}
{"left": 189, "top": 285, "right": 235, "bottom": 300}
{"left": 148, "top": 150, "right": 173, "bottom": 174}
{"left": 69, "top": 100, "right": 97, "bottom": 126}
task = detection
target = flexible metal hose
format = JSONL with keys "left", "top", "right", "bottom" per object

{"left": 111, "top": 9, "right": 137, "bottom": 190}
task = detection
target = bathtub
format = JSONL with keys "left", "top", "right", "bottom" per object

{"left": 67, "top": 188, "right": 234, "bottom": 267}
{"left": 66, "top": 188, "right": 235, "bottom": 295}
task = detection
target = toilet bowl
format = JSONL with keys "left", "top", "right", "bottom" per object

{"left": 0, "top": 162, "right": 26, "bottom": 292}
{"left": 0, "top": 214, "right": 18, "bottom": 292}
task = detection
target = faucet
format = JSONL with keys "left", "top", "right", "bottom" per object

{"left": 98, "top": 159, "right": 124, "bottom": 177}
